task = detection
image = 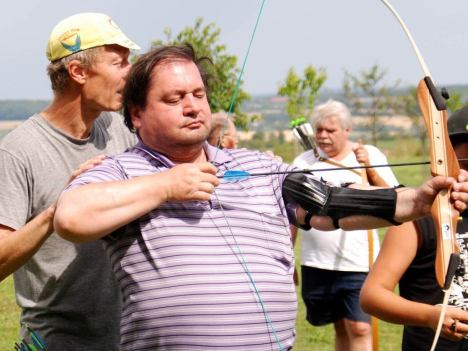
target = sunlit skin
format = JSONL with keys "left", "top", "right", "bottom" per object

{"left": 82, "top": 45, "right": 131, "bottom": 114}
{"left": 41, "top": 44, "right": 132, "bottom": 139}
{"left": 131, "top": 60, "right": 212, "bottom": 163}
{"left": 359, "top": 143, "right": 468, "bottom": 343}
{"left": 314, "top": 116, "right": 352, "bottom": 159}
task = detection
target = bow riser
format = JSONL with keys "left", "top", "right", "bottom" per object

{"left": 417, "top": 78, "right": 460, "bottom": 287}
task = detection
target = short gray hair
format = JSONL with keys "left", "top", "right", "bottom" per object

{"left": 46, "top": 46, "right": 103, "bottom": 93}
{"left": 311, "top": 99, "right": 352, "bottom": 129}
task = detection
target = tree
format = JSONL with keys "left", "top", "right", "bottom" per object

{"left": 343, "top": 64, "right": 401, "bottom": 146}
{"left": 152, "top": 17, "right": 255, "bottom": 129}
{"left": 277, "top": 65, "right": 327, "bottom": 121}
{"left": 398, "top": 86, "right": 426, "bottom": 155}
{"left": 445, "top": 89, "right": 467, "bottom": 114}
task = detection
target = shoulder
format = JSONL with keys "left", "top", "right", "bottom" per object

{"left": 293, "top": 150, "right": 318, "bottom": 167}
{"left": 95, "top": 112, "right": 131, "bottom": 134}
{"left": 0, "top": 115, "right": 42, "bottom": 146}
{"left": 67, "top": 154, "right": 131, "bottom": 189}
{"left": 364, "top": 144, "right": 386, "bottom": 156}
{"left": 94, "top": 112, "right": 136, "bottom": 145}
{"left": 0, "top": 115, "right": 46, "bottom": 161}
{"left": 95, "top": 112, "right": 128, "bottom": 132}
{"left": 112, "top": 147, "right": 150, "bottom": 165}
{"left": 221, "top": 147, "right": 294, "bottom": 177}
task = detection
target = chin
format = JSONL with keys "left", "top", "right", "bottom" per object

{"left": 108, "top": 103, "right": 123, "bottom": 112}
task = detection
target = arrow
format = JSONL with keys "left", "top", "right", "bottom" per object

{"left": 220, "top": 159, "right": 468, "bottom": 181}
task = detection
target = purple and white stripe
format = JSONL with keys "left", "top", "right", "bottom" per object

{"left": 70, "top": 142, "right": 298, "bottom": 350}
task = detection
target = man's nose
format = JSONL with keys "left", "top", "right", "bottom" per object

{"left": 316, "top": 130, "right": 327, "bottom": 138}
{"left": 183, "top": 94, "right": 202, "bottom": 116}
{"left": 122, "top": 61, "right": 132, "bottom": 80}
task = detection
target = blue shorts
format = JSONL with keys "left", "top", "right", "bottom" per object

{"left": 301, "top": 266, "right": 370, "bottom": 326}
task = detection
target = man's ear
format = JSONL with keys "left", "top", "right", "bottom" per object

{"left": 130, "top": 105, "right": 143, "bottom": 129}
{"left": 67, "top": 60, "right": 87, "bottom": 85}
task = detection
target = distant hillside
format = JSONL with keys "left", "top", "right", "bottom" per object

{"left": 0, "top": 100, "right": 49, "bottom": 120}
{"left": 0, "top": 82, "right": 466, "bottom": 123}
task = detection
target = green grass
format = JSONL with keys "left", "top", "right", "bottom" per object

{"left": 293, "top": 230, "right": 404, "bottom": 351}
{"left": 0, "top": 136, "right": 428, "bottom": 350}
{"left": 0, "top": 276, "right": 20, "bottom": 350}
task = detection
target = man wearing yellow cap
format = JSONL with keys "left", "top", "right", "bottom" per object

{"left": 0, "top": 13, "right": 139, "bottom": 350}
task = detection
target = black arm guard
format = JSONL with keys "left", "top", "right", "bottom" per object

{"left": 282, "top": 173, "right": 398, "bottom": 227}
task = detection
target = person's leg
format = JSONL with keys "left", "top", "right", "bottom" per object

{"left": 343, "top": 319, "right": 371, "bottom": 351}
{"left": 334, "top": 319, "right": 350, "bottom": 351}
{"left": 340, "top": 271, "right": 372, "bottom": 351}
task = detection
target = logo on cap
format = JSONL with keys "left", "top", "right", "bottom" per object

{"left": 59, "top": 29, "right": 82, "bottom": 54}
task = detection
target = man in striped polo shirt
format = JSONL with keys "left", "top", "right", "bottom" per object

{"left": 54, "top": 44, "right": 468, "bottom": 351}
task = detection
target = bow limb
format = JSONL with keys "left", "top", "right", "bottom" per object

{"left": 417, "top": 78, "right": 460, "bottom": 288}
{"left": 380, "top": 0, "right": 461, "bottom": 290}
{"left": 380, "top": 2, "right": 462, "bottom": 349}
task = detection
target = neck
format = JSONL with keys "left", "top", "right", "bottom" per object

{"left": 41, "top": 91, "right": 101, "bottom": 139}
{"left": 327, "top": 141, "right": 353, "bottom": 161}
{"left": 147, "top": 142, "right": 208, "bottom": 164}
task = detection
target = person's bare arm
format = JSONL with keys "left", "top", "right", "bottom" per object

{"left": 0, "top": 154, "right": 106, "bottom": 282}
{"left": 54, "top": 162, "right": 220, "bottom": 243}
{"left": 307, "top": 174, "right": 468, "bottom": 231}
{"left": 360, "top": 221, "right": 468, "bottom": 340}
{"left": 0, "top": 206, "right": 54, "bottom": 282}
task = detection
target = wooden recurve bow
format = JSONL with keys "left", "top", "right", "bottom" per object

{"left": 379, "top": 1, "right": 461, "bottom": 349}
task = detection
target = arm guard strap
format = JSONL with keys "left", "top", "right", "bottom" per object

{"left": 282, "top": 173, "right": 398, "bottom": 228}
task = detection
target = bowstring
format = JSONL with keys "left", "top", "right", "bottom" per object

{"left": 214, "top": 0, "right": 266, "bottom": 152}
{"left": 211, "top": 1, "right": 285, "bottom": 350}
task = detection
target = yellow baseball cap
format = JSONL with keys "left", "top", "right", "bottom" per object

{"left": 46, "top": 12, "right": 140, "bottom": 62}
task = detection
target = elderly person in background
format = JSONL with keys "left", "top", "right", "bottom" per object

{"left": 291, "top": 99, "right": 398, "bottom": 351}
{"left": 207, "top": 110, "right": 238, "bottom": 149}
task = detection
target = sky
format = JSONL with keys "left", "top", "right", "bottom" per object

{"left": 1, "top": 0, "right": 467, "bottom": 100}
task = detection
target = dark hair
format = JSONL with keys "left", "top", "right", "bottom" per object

{"left": 123, "top": 43, "right": 212, "bottom": 131}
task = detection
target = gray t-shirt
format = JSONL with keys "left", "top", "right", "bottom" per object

{"left": 0, "top": 112, "right": 136, "bottom": 350}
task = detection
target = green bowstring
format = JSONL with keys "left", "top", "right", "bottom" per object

{"left": 212, "top": 1, "right": 285, "bottom": 350}
{"left": 226, "top": 0, "right": 266, "bottom": 115}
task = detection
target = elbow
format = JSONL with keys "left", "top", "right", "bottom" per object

{"left": 54, "top": 216, "right": 84, "bottom": 243}
{"left": 359, "top": 290, "right": 371, "bottom": 314}
{"left": 54, "top": 206, "right": 90, "bottom": 244}
{"left": 359, "top": 280, "right": 377, "bottom": 315}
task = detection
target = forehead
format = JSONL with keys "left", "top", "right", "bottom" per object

{"left": 96, "top": 44, "right": 130, "bottom": 60}
{"left": 316, "top": 116, "right": 343, "bottom": 129}
{"left": 151, "top": 59, "right": 203, "bottom": 86}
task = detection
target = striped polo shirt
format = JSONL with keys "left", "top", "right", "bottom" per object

{"left": 68, "top": 141, "right": 298, "bottom": 351}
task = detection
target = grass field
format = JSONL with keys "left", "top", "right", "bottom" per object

{"left": 0, "top": 136, "right": 429, "bottom": 350}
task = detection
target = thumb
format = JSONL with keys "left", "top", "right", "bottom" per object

{"left": 426, "top": 176, "right": 455, "bottom": 195}
{"left": 352, "top": 140, "right": 363, "bottom": 152}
